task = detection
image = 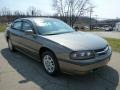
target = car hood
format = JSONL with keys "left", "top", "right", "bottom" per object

{"left": 42, "top": 32, "right": 108, "bottom": 51}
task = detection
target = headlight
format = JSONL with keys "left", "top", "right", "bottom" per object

{"left": 70, "top": 50, "right": 95, "bottom": 60}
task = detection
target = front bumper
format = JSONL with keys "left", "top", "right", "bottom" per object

{"left": 59, "top": 49, "right": 112, "bottom": 74}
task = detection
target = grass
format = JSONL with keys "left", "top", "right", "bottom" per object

{"left": 105, "top": 38, "right": 120, "bottom": 52}
{"left": 0, "top": 24, "right": 7, "bottom": 32}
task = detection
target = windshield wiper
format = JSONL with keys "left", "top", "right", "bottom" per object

{"left": 44, "top": 31, "right": 74, "bottom": 36}
{"left": 44, "top": 33, "right": 58, "bottom": 35}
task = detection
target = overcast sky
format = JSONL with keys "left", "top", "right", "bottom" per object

{"left": 0, "top": 0, "right": 120, "bottom": 19}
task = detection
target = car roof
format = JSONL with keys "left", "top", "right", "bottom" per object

{"left": 15, "top": 17, "right": 59, "bottom": 23}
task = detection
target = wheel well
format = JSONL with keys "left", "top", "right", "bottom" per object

{"left": 39, "top": 47, "right": 56, "bottom": 60}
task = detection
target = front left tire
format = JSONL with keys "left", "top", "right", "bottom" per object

{"left": 41, "top": 51, "right": 60, "bottom": 76}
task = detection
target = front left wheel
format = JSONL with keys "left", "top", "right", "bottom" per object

{"left": 42, "top": 51, "right": 60, "bottom": 76}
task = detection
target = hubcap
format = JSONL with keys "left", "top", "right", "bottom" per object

{"left": 8, "top": 39, "right": 13, "bottom": 50}
{"left": 43, "top": 55, "right": 55, "bottom": 73}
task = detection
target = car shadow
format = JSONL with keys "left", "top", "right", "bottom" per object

{"left": 1, "top": 48, "right": 119, "bottom": 90}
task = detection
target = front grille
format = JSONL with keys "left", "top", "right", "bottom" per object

{"left": 94, "top": 46, "right": 107, "bottom": 52}
{"left": 94, "top": 46, "right": 109, "bottom": 56}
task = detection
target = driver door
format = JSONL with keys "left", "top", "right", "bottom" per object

{"left": 20, "top": 20, "right": 40, "bottom": 57}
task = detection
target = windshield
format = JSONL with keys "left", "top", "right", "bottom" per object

{"left": 36, "top": 20, "right": 75, "bottom": 35}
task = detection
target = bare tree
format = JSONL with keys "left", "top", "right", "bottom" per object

{"left": 0, "top": 7, "right": 12, "bottom": 16}
{"left": 14, "top": 10, "right": 25, "bottom": 16}
{"left": 53, "top": 0, "right": 90, "bottom": 27}
{"left": 0, "top": 7, "right": 12, "bottom": 23}
{"left": 26, "top": 6, "right": 41, "bottom": 16}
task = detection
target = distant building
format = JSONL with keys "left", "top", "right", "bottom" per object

{"left": 115, "top": 22, "right": 120, "bottom": 31}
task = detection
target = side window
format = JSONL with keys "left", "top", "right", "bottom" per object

{"left": 22, "top": 22, "right": 33, "bottom": 31}
{"left": 12, "top": 22, "right": 22, "bottom": 30}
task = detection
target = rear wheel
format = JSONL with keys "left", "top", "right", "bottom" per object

{"left": 42, "top": 51, "right": 59, "bottom": 76}
{"left": 8, "top": 39, "right": 15, "bottom": 51}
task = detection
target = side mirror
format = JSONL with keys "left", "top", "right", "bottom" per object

{"left": 74, "top": 26, "right": 79, "bottom": 31}
{"left": 25, "top": 30, "right": 34, "bottom": 35}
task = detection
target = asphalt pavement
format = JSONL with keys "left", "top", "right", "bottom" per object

{"left": 90, "top": 31, "right": 120, "bottom": 39}
{"left": 0, "top": 33, "right": 120, "bottom": 90}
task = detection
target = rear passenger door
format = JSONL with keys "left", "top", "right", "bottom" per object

{"left": 10, "top": 21, "right": 23, "bottom": 47}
